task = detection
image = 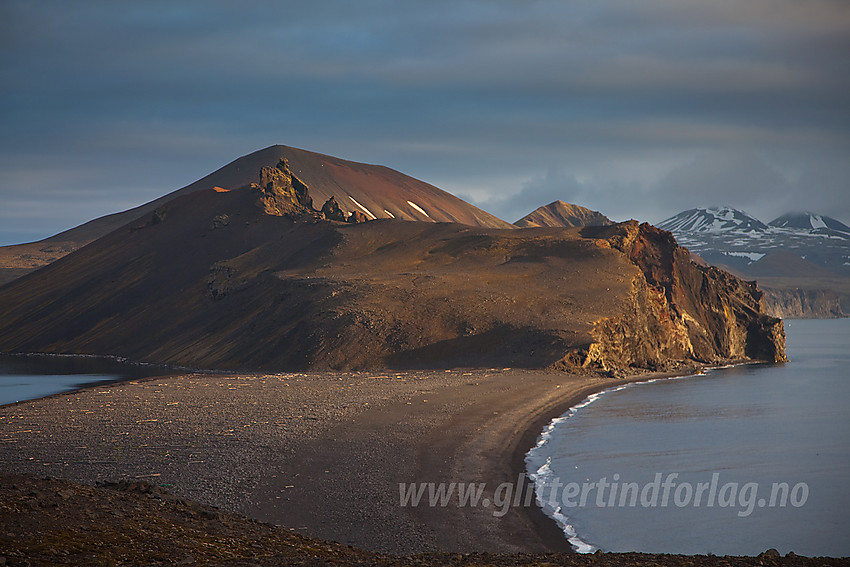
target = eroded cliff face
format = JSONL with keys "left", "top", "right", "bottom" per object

{"left": 568, "top": 221, "right": 786, "bottom": 371}
{"left": 761, "top": 288, "right": 845, "bottom": 319}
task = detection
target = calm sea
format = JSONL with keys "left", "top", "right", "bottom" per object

{"left": 0, "top": 354, "right": 175, "bottom": 406}
{"left": 526, "top": 318, "right": 850, "bottom": 557}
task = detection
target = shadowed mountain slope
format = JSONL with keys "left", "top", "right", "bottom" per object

{"left": 515, "top": 201, "right": 611, "bottom": 228}
{"left": 0, "top": 185, "right": 623, "bottom": 370}
{"left": 0, "top": 164, "right": 784, "bottom": 371}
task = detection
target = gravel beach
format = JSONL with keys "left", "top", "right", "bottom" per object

{"left": 0, "top": 368, "right": 681, "bottom": 554}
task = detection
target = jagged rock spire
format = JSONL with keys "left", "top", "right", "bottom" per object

{"left": 320, "top": 196, "right": 347, "bottom": 222}
{"left": 255, "top": 158, "right": 314, "bottom": 217}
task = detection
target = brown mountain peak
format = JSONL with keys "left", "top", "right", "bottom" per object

{"left": 0, "top": 145, "right": 514, "bottom": 284}
{"left": 514, "top": 201, "right": 612, "bottom": 228}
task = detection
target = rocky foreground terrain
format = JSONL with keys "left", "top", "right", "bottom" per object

{"left": 0, "top": 473, "right": 840, "bottom": 567}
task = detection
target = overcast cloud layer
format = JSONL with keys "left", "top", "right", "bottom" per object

{"left": 1, "top": 0, "right": 848, "bottom": 244}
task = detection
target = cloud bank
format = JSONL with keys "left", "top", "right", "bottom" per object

{"left": 1, "top": 0, "right": 848, "bottom": 242}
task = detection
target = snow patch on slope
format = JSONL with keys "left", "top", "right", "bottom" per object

{"left": 724, "top": 251, "right": 766, "bottom": 263}
{"left": 407, "top": 201, "right": 430, "bottom": 218}
{"left": 348, "top": 196, "right": 377, "bottom": 220}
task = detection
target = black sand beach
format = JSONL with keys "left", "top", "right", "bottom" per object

{"left": 0, "top": 368, "right": 695, "bottom": 554}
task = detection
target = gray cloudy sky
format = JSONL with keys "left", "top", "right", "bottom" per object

{"left": 1, "top": 0, "right": 849, "bottom": 244}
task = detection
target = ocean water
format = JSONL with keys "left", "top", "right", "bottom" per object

{"left": 526, "top": 318, "right": 850, "bottom": 557}
{"left": 0, "top": 354, "right": 175, "bottom": 406}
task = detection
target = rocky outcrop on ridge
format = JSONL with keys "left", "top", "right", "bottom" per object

{"left": 254, "top": 158, "right": 314, "bottom": 217}
{"left": 251, "top": 158, "right": 370, "bottom": 224}
{"left": 347, "top": 210, "right": 369, "bottom": 223}
{"left": 320, "top": 195, "right": 347, "bottom": 222}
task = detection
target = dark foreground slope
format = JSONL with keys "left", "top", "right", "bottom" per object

{"left": 0, "top": 473, "right": 834, "bottom": 566}
{"left": 0, "top": 159, "right": 784, "bottom": 371}
{"left": 0, "top": 145, "right": 511, "bottom": 285}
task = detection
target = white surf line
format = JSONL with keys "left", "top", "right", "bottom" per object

{"left": 384, "top": 210, "right": 395, "bottom": 219}
{"left": 347, "top": 195, "right": 376, "bottom": 220}
{"left": 407, "top": 200, "right": 430, "bottom": 218}
{"left": 525, "top": 368, "right": 711, "bottom": 554}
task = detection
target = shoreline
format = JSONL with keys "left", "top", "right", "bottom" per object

{"left": 509, "top": 368, "right": 707, "bottom": 554}
{"left": 520, "top": 368, "right": 728, "bottom": 553}
{"left": 0, "top": 351, "right": 188, "bottom": 407}
{"left": 0, "top": 364, "right": 704, "bottom": 554}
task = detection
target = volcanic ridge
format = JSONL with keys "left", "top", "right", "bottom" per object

{"left": 0, "top": 150, "right": 785, "bottom": 372}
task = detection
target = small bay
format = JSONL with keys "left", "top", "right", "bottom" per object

{"left": 527, "top": 319, "right": 850, "bottom": 557}
{"left": 0, "top": 354, "right": 175, "bottom": 406}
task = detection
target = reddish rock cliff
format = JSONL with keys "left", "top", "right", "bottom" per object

{"left": 569, "top": 222, "right": 786, "bottom": 371}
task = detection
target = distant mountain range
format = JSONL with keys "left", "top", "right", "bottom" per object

{"left": 769, "top": 212, "right": 850, "bottom": 233}
{"left": 658, "top": 207, "right": 850, "bottom": 318}
{"left": 658, "top": 207, "right": 850, "bottom": 277}
{"left": 659, "top": 207, "right": 770, "bottom": 234}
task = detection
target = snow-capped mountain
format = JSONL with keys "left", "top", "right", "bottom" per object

{"left": 657, "top": 207, "right": 850, "bottom": 277}
{"left": 658, "top": 207, "right": 769, "bottom": 234}
{"left": 769, "top": 212, "right": 850, "bottom": 235}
